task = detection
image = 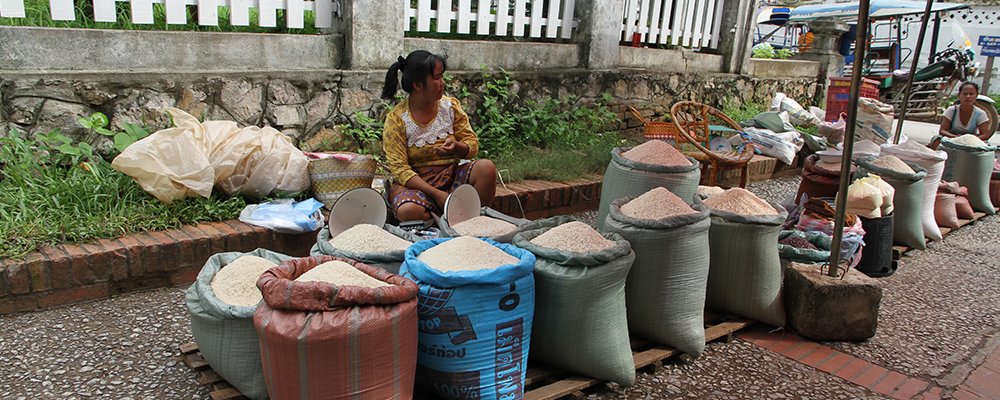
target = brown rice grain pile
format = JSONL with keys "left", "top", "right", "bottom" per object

{"left": 897, "top": 140, "right": 935, "bottom": 154}
{"left": 697, "top": 185, "right": 726, "bottom": 198}
{"left": 816, "top": 160, "right": 844, "bottom": 172}
{"left": 950, "top": 134, "right": 989, "bottom": 147}
{"left": 211, "top": 255, "right": 277, "bottom": 307}
{"left": 530, "top": 221, "right": 616, "bottom": 253}
{"left": 621, "top": 140, "right": 691, "bottom": 166}
{"left": 330, "top": 224, "right": 411, "bottom": 253}
{"left": 295, "top": 260, "right": 389, "bottom": 288}
{"left": 870, "top": 155, "right": 914, "bottom": 173}
{"left": 702, "top": 187, "right": 778, "bottom": 215}
{"left": 621, "top": 187, "right": 696, "bottom": 220}
{"left": 418, "top": 236, "right": 520, "bottom": 272}
{"left": 452, "top": 215, "right": 517, "bottom": 237}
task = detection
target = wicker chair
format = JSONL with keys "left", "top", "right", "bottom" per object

{"left": 669, "top": 101, "right": 756, "bottom": 188}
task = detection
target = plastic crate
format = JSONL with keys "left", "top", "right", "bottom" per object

{"left": 825, "top": 77, "right": 880, "bottom": 122}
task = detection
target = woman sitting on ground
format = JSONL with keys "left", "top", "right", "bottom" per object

{"left": 380, "top": 50, "right": 497, "bottom": 223}
{"left": 931, "top": 81, "right": 993, "bottom": 149}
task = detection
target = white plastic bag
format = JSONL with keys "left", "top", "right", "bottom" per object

{"left": 780, "top": 95, "right": 822, "bottom": 127}
{"left": 844, "top": 179, "right": 882, "bottom": 219}
{"left": 737, "top": 127, "right": 804, "bottom": 165}
{"left": 808, "top": 106, "right": 825, "bottom": 122}
{"left": 818, "top": 113, "right": 847, "bottom": 145}
{"left": 238, "top": 198, "right": 325, "bottom": 234}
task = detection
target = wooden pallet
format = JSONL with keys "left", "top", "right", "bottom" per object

{"left": 179, "top": 343, "right": 247, "bottom": 400}
{"left": 180, "top": 316, "right": 754, "bottom": 400}
{"left": 892, "top": 211, "right": 988, "bottom": 260}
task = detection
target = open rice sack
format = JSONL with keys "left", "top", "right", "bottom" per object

{"left": 704, "top": 194, "right": 788, "bottom": 328}
{"left": 596, "top": 144, "right": 701, "bottom": 229}
{"left": 511, "top": 216, "right": 636, "bottom": 386}
{"left": 254, "top": 256, "right": 419, "bottom": 400}
{"left": 777, "top": 230, "right": 832, "bottom": 264}
{"left": 856, "top": 156, "right": 928, "bottom": 249}
{"left": 400, "top": 237, "right": 536, "bottom": 400}
{"left": 796, "top": 155, "right": 843, "bottom": 204}
{"left": 438, "top": 207, "right": 532, "bottom": 243}
{"left": 602, "top": 193, "right": 712, "bottom": 356}
{"left": 186, "top": 249, "right": 292, "bottom": 400}
{"left": 311, "top": 223, "right": 419, "bottom": 274}
{"left": 941, "top": 138, "right": 997, "bottom": 215}
{"left": 882, "top": 141, "right": 948, "bottom": 240}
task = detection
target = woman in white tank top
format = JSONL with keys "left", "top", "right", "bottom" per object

{"left": 930, "top": 81, "right": 992, "bottom": 148}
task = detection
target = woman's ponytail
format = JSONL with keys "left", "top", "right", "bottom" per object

{"left": 380, "top": 56, "right": 406, "bottom": 100}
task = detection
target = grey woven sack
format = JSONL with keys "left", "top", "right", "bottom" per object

{"left": 941, "top": 140, "right": 997, "bottom": 215}
{"left": 438, "top": 207, "right": 532, "bottom": 243}
{"left": 512, "top": 216, "right": 636, "bottom": 386}
{"left": 603, "top": 197, "right": 712, "bottom": 356}
{"left": 311, "top": 224, "right": 419, "bottom": 274}
{"left": 596, "top": 146, "right": 701, "bottom": 229}
{"left": 706, "top": 202, "right": 788, "bottom": 328}
{"left": 186, "top": 249, "right": 293, "bottom": 400}
{"left": 856, "top": 157, "right": 928, "bottom": 249}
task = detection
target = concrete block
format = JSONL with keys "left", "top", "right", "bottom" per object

{"left": 784, "top": 262, "right": 883, "bottom": 341}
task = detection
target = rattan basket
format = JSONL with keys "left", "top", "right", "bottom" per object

{"left": 307, "top": 152, "right": 377, "bottom": 207}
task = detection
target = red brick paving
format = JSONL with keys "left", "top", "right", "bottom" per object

{"left": 740, "top": 326, "right": 1000, "bottom": 400}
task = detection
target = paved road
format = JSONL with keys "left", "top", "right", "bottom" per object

{"left": 2, "top": 176, "right": 999, "bottom": 399}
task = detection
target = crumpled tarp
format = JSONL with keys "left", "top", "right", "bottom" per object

{"left": 112, "top": 108, "right": 309, "bottom": 203}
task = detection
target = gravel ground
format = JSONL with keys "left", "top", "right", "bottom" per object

{"left": 1, "top": 175, "right": 996, "bottom": 399}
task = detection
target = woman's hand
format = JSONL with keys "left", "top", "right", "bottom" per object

{"left": 429, "top": 188, "right": 450, "bottom": 209}
{"left": 434, "top": 137, "right": 470, "bottom": 158}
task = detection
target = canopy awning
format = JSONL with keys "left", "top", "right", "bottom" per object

{"left": 788, "top": 0, "right": 968, "bottom": 22}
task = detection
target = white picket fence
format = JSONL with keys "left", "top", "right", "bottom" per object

{"left": 404, "top": 0, "right": 577, "bottom": 39}
{"left": 0, "top": 0, "right": 337, "bottom": 28}
{"left": 622, "top": 0, "right": 726, "bottom": 49}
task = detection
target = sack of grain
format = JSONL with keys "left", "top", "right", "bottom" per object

{"left": 254, "top": 256, "right": 419, "bottom": 400}
{"left": 512, "top": 216, "right": 636, "bottom": 385}
{"left": 844, "top": 178, "right": 884, "bottom": 219}
{"left": 596, "top": 145, "right": 701, "bottom": 229}
{"left": 776, "top": 230, "right": 832, "bottom": 263}
{"left": 705, "top": 197, "right": 788, "bottom": 327}
{"left": 185, "top": 249, "right": 292, "bottom": 400}
{"left": 438, "top": 207, "right": 531, "bottom": 243}
{"left": 311, "top": 223, "right": 419, "bottom": 274}
{"left": 934, "top": 193, "right": 960, "bottom": 229}
{"left": 400, "top": 237, "right": 535, "bottom": 400}
{"left": 856, "top": 156, "right": 928, "bottom": 249}
{"left": 602, "top": 195, "right": 712, "bottom": 356}
{"left": 941, "top": 139, "right": 997, "bottom": 215}
{"left": 796, "top": 155, "right": 844, "bottom": 204}
{"left": 882, "top": 141, "right": 948, "bottom": 240}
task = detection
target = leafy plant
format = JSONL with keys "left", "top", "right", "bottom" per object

{"left": 77, "top": 112, "right": 150, "bottom": 154}
{"left": 342, "top": 111, "right": 387, "bottom": 164}
{"left": 752, "top": 43, "right": 776, "bottom": 59}
{"left": 775, "top": 48, "right": 794, "bottom": 60}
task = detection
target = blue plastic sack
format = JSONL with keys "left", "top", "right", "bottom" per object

{"left": 401, "top": 238, "right": 536, "bottom": 400}
{"left": 237, "top": 198, "right": 324, "bottom": 234}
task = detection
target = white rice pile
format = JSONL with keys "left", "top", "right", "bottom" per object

{"left": 950, "top": 134, "right": 988, "bottom": 147}
{"left": 530, "top": 221, "right": 615, "bottom": 253}
{"left": 871, "top": 155, "right": 914, "bottom": 173}
{"left": 418, "top": 236, "right": 520, "bottom": 272}
{"left": 697, "top": 185, "right": 726, "bottom": 198}
{"left": 897, "top": 140, "right": 935, "bottom": 154}
{"left": 330, "top": 224, "right": 411, "bottom": 253}
{"left": 211, "top": 255, "right": 277, "bottom": 307}
{"left": 621, "top": 187, "right": 696, "bottom": 220}
{"left": 702, "top": 188, "right": 779, "bottom": 215}
{"left": 621, "top": 140, "right": 691, "bottom": 166}
{"left": 451, "top": 216, "right": 517, "bottom": 237}
{"left": 295, "top": 260, "right": 389, "bottom": 288}
{"left": 816, "top": 161, "right": 843, "bottom": 172}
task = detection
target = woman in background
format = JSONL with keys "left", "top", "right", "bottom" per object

{"left": 931, "top": 81, "right": 993, "bottom": 148}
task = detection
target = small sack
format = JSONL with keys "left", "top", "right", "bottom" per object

{"left": 844, "top": 179, "right": 882, "bottom": 219}
{"left": 955, "top": 195, "right": 975, "bottom": 219}
{"left": 739, "top": 127, "right": 804, "bottom": 165}
{"left": 855, "top": 98, "right": 894, "bottom": 144}
{"left": 779, "top": 94, "right": 822, "bottom": 127}
{"left": 934, "top": 193, "right": 960, "bottom": 229}
{"left": 817, "top": 113, "right": 847, "bottom": 145}
{"left": 991, "top": 179, "right": 1000, "bottom": 207}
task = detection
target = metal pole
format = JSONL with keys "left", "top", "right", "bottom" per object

{"left": 983, "top": 56, "right": 995, "bottom": 95}
{"left": 892, "top": 0, "right": 935, "bottom": 144}
{"left": 827, "top": 0, "right": 872, "bottom": 277}
{"left": 928, "top": 13, "right": 941, "bottom": 65}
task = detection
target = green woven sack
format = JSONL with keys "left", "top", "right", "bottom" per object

{"left": 512, "top": 216, "right": 636, "bottom": 386}
{"left": 603, "top": 198, "right": 712, "bottom": 356}
{"left": 438, "top": 207, "right": 532, "bottom": 243}
{"left": 706, "top": 202, "right": 788, "bottom": 328}
{"left": 777, "top": 230, "right": 832, "bottom": 263}
{"left": 856, "top": 157, "right": 928, "bottom": 249}
{"left": 596, "top": 146, "right": 701, "bottom": 229}
{"left": 941, "top": 140, "right": 997, "bottom": 215}
{"left": 311, "top": 224, "right": 419, "bottom": 274}
{"left": 185, "top": 249, "right": 293, "bottom": 400}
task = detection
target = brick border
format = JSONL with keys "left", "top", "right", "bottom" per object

{"left": 0, "top": 179, "right": 603, "bottom": 316}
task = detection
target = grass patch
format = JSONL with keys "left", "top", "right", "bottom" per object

{"left": 0, "top": 0, "right": 319, "bottom": 34}
{"left": 495, "top": 134, "right": 639, "bottom": 183}
{"left": 0, "top": 129, "right": 247, "bottom": 259}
